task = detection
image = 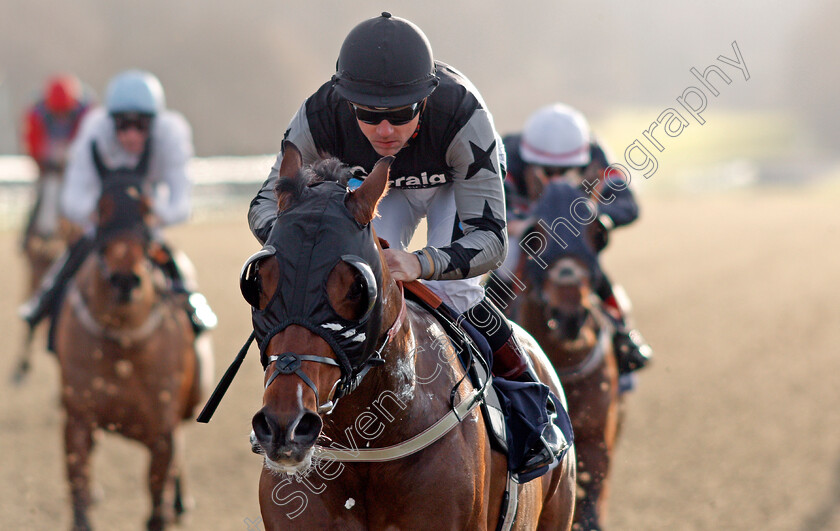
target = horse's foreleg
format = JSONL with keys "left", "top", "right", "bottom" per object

{"left": 538, "top": 445, "right": 576, "bottom": 531}
{"left": 145, "top": 432, "right": 176, "bottom": 531}
{"left": 64, "top": 415, "right": 95, "bottom": 531}
{"left": 572, "top": 437, "right": 611, "bottom": 531}
{"left": 171, "top": 428, "right": 193, "bottom": 521}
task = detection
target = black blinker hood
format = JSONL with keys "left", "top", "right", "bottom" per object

{"left": 249, "top": 181, "right": 384, "bottom": 380}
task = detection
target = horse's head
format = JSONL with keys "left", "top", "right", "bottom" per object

{"left": 244, "top": 142, "right": 398, "bottom": 474}
{"left": 541, "top": 257, "right": 595, "bottom": 342}
{"left": 93, "top": 178, "right": 154, "bottom": 305}
{"left": 523, "top": 181, "right": 602, "bottom": 343}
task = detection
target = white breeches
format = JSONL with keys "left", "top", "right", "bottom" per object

{"left": 373, "top": 184, "right": 484, "bottom": 314}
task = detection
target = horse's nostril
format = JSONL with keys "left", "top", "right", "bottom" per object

{"left": 292, "top": 412, "right": 323, "bottom": 446}
{"left": 252, "top": 409, "right": 322, "bottom": 453}
{"left": 251, "top": 410, "right": 274, "bottom": 445}
{"left": 110, "top": 272, "right": 142, "bottom": 299}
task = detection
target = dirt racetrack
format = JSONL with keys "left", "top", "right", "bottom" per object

{"left": 2, "top": 187, "right": 839, "bottom": 530}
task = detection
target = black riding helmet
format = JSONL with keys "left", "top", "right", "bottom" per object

{"left": 332, "top": 12, "right": 440, "bottom": 108}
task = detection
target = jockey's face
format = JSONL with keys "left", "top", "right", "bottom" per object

{"left": 352, "top": 103, "right": 421, "bottom": 157}
{"left": 113, "top": 113, "right": 152, "bottom": 155}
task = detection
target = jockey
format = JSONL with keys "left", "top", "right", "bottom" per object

{"left": 21, "top": 75, "right": 92, "bottom": 248}
{"left": 19, "top": 70, "right": 217, "bottom": 341}
{"left": 502, "top": 103, "right": 653, "bottom": 376}
{"left": 248, "top": 12, "right": 566, "bottom": 478}
{"left": 22, "top": 74, "right": 92, "bottom": 174}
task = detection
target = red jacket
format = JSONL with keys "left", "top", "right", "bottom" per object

{"left": 22, "top": 99, "right": 90, "bottom": 172}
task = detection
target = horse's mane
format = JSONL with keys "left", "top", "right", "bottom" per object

{"left": 274, "top": 157, "right": 353, "bottom": 211}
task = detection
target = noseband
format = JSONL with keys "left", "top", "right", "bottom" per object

{"left": 264, "top": 352, "right": 342, "bottom": 414}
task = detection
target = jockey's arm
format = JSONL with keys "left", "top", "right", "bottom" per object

{"left": 585, "top": 142, "right": 639, "bottom": 229}
{"left": 417, "top": 108, "right": 508, "bottom": 281}
{"left": 60, "top": 118, "right": 101, "bottom": 231}
{"left": 594, "top": 178, "right": 639, "bottom": 229}
{"left": 22, "top": 108, "right": 47, "bottom": 168}
{"left": 151, "top": 113, "right": 194, "bottom": 227}
{"left": 248, "top": 103, "right": 321, "bottom": 244}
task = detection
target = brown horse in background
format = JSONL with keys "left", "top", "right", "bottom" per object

{"left": 515, "top": 248, "right": 621, "bottom": 530}
{"left": 22, "top": 169, "right": 67, "bottom": 293}
{"left": 13, "top": 170, "right": 70, "bottom": 383}
{"left": 244, "top": 144, "right": 576, "bottom": 530}
{"left": 55, "top": 178, "right": 202, "bottom": 531}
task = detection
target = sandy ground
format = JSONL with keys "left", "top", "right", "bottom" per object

{"left": 2, "top": 188, "right": 839, "bottom": 531}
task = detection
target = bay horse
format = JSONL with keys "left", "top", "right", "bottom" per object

{"left": 22, "top": 168, "right": 67, "bottom": 293}
{"left": 13, "top": 169, "right": 69, "bottom": 383}
{"left": 242, "top": 143, "right": 576, "bottom": 530}
{"left": 55, "top": 176, "right": 203, "bottom": 531}
{"left": 510, "top": 181, "right": 621, "bottom": 530}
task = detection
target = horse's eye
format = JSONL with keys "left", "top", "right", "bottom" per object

{"left": 327, "top": 255, "right": 378, "bottom": 321}
{"left": 342, "top": 256, "right": 377, "bottom": 319}
{"left": 348, "top": 276, "right": 365, "bottom": 300}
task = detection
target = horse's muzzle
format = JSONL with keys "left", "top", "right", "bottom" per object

{"left": 548, "top": 307, "right": 589, "bottom": 341}
{"left": 109, "top": 272, "right": 141, "bottom": 303}
{"left": 251, "top": 407, "right": 323, "bottom": 464}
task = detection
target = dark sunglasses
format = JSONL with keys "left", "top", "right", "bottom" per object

{"left": 350, "top": 102, "right": 422, "bottom": 126}
{"left": 539, "top": 166, "right": 583, "bottom": 177}
{"left": 112, "top": 113, "right": 153, "bottom": 133}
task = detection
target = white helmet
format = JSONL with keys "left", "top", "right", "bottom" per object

{"left": 105, "top": 70, "right": 166, "bottom": 116}
{"left": 520, "top": 103, "right": 591, "bottom": 167}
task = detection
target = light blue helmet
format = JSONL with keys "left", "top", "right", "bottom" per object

{"left": 105, "top": 70, "right": 165, "bottom": 116}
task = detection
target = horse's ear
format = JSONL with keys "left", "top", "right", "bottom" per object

{"left": 277, "top": 140, "right": 303, "bottom": 179}
{"left": 347, "top": 156, "right": 394, "bottom": 225}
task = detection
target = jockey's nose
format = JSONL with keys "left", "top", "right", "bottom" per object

{"left": 375, "top": 120, "right": 395, "bottom": 135}
{"left": 252, "top": 407, "right": 323, "bottom": 455}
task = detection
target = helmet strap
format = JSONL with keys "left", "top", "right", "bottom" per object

{"left": 408, "top": 99, "right": 427, "bottom": 141}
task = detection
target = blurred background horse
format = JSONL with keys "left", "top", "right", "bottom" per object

{"left": 55, "top": 176, "right": 202, "bottom": 531}
{"left": 21, "top": 168, "right": 67, "bottom": 293}
{"left": 495, "top": 180, "right": 623, "bottom": 530}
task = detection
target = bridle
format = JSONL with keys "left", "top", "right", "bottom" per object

{"left": 261, "top": 283, "right": 407, "bottom": 415}
{"left": 533, "top": 262, "right": 611, "bottom": 382}
{"left": 197, "top": 279, "right": 408, "bottom": 423}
